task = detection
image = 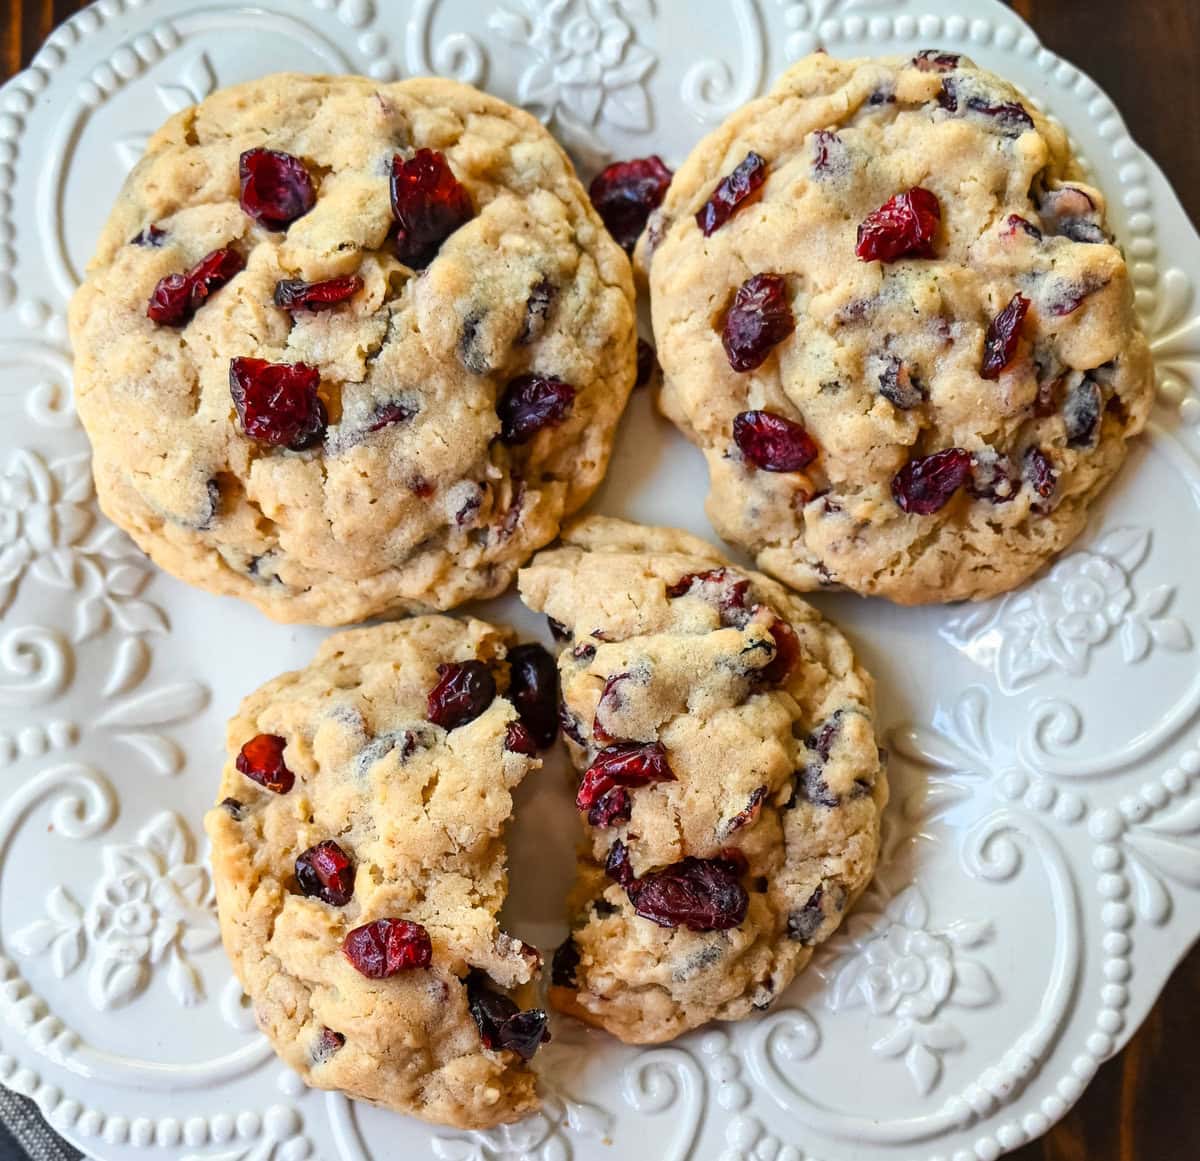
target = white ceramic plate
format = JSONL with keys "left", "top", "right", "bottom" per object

{"left": 1, "top": 2, "right": 1198, "bottom": 1159}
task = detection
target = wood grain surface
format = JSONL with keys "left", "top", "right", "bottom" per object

{"left": 0, "top": 1, "right": 1197, "bottom": 1159}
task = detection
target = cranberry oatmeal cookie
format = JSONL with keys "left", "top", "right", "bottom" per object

{"left": 204, "top": 617, "right": 561, "bottom": 1128}
{"left": 70, "top": 73, "right": 636, "bottom": 625}
{"left": 519, "top": 518, "right": 886, "bottom": 1043}
{"left": 642, "top": 52, "right": 1153, "bottom": 604}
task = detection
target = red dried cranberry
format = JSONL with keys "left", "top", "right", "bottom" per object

{"left": 666, "top": 568, "right": 750, "bottom": 626}
{"left": 465, "top": 971, "right": 549, "bottom": 1061}
{"left": 295, "top": 840, "right": 355, "bottom": 906}
{"left": 812, "top": 129, "right": 842, "bottom": 174}
{"left": 722, "top": 273, "right": 795, "bottom": 372}
{"left": 724, "top": 786, "right": 767, "bottom": 835}
{"left": 1004, "top": 214, "right": 1043, "bottom": 240}
{"left": 236, "top": 734, "right": 294, "bottom": 794}
{"left": 857, "top": 188, "right": 940, "bottom": 263}
{"left": 808, "top": 712, "right": 843, "bottom": 762}
{"left": 504, "top": 721, "right": 537, "bottom": 756}
{"left": 576, "top": 742, "right": 675, "bottom": 812}
{"left": 239, "top": 148, "right": 316, "bottom": 230}
{"left": 551, "top": 938, "right": 581, "bottom": 987}
{"left": 342, "top": 919, "right": 432, "bottom": 977}
{"left": 605, "top": 839, "right": 635, "bottom": 885}
{"left": 760, "top": 617, "right": 800, "bottom": 684}
{"left": 1024, "top": 447, "right": 1057, "bottom": 498}
{"left": 913, "top": 49, "right": 961, "bottom": 72}
{"left": 878, "top": 356, "right": 927, "bottom": 409}
{"left": 507, "top": 643, "right": 559, "bottom": 749}
{"left": 937, "top": 78, "right": 960, "bottom": 112}
{"left": 733, "top": 410, "right": 818, "bottom": 472}
{"left": 696, "top": 151, "right": 767, "bottom": 236}
{"left": 274, "top": 275, "right": 363, "bottom": 312}
{"left": 967, "top": 98, "right": 1033, "bottom": 132}
{"left": 426, "top": 661, "right": 496, "bottom": 730}
{"left": 367, "top": 400, "right": 417, "bottom": 433}
{"left": 131, "top": 224, "right": 166, "bottom": 246}
{"left": 892, "top": 448, "right": 974, "bottom": 514}
{"left": 312, "top": 1026, "right": 345, "bottom": 1064}
{"left": 981, "top": 293, "right": 1030, "bottom": 380}
{"left": 390, "top": 149, "right": 473, "bottom": 267}
{"left": 588, "top": 155, "right": 673, "bottom": 252}
{"left": 147, "top": 247, "right": 244, "bottom": 326}
{"left": 496, "top": 374, "right": 576, "bottom": 445}
{"left": 635, "top": 339, "right": 658, "bottom": 389}
{"left": 588, "top": 787, "right": 632, "bottom": 828}
{"left": 626, "top": 856, "right": 749, "bottom": 932}
{"left": 591, "top": 671, "right": 632, "bottom": 744}
{"left": 229, "top": 357, "right": 326, "bottom": 450}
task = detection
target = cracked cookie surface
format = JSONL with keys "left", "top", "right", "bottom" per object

{"left": 642, "top": 52, "right": 1153, "bottom": 605}
{"left": 519, "top": 518, "right": 887, "bottom": 1043}
{"left": 71, "top": 73, "right": 636, "bottom": 625}
{"left": 204, "top": 617, "right": 548, "bottom": 1129}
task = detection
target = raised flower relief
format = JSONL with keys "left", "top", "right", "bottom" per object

{"left": 489, "top": 0, "right": 656, "bottom": 156}
{"left": 816, "top": 883, "right": 997, "bottom": 1095}
{"left": 13, "top": 811, "right": 219, "bottom": 1010}
{"left": 942, "top": 527, "right": 1191, "bottom": 693}
{"left": 0, "top": 450, "right": 92, "bottom": 615}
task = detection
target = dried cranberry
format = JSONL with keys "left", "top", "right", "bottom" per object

{"left": 605, "top": 839, "right": 635, "bottom": 886}
{"left": 551, "top": 937, "right": 581, "bottom": 987}
{"left": 589, "top": 155, "right": 673, "bottom": 252}
{"left": 547, "top": 616, "right": 571, "bottom": 642}
{"left": 504, "top": 721, "right": 537, "bottom": 755}
{"left": 722, "top": 273, "right": 795, "bottom": 372}
{"left": 877, "top": 356, "right": 927, "bottom": 409}
{"left": 969, "top": 451, "right": 1018, "bottom": 504}
{"left": 1046, "top": 274, "right": 1109, "bottom": 317}
{"left": 787, "top": 885, "right": 825, "bottom": 943}
{"left": 1064, "top": 377, "right": 1102, "bottom": 447}
{"left": 131, "top": 224, "right": 166, "bottom": 246}
{"left": 667, "top": 568, "right": 750, "bottom": 626}
{"left": 1004, "top": 214, "right": 1043, "bottom": 240}
{"left": 496, "top": 374, "right": 576, "bottom": 445}
{"left": 236, "top": 734, "right": 294, "bottom": 794}
{"left": 892, "top": 448, "right": 974, "bottom": 514}
{"left": 856, "top": 188, "right": 941, "bottom": 263}
{"left": 635, "top": 339, "right": 658, "bottom": 389}
{"left": 229, "top": 357, "right": 326, "bottom": 450}
{"left": 342, "top": 919, "right": 432, "bottom": 977}
{"left": 239, "top": 148, "right": 316, "bottom": 230}
{"left": 591, "top": 671, "right": 633, "bottom": 744}
{"left": 274, "top": 275, "right": 363, "bottom": 311}
{"left": 913, "top": 49, "right": 961, "bottom": 72}
{"left": 808, "top": 712, "right": 843, "bottom": 762}
{"left": 588, "top": 787, "right": 632, "bottom": 828}
{"left": 507, "top": 643, "right": 559, "bottom": 748}
{"left": 576, "top": 742, "right": 675, "bottom": 812}
{"left": 724, "top": 786, "right": 767, "bottom": 835}
{"left": 312, "top": 1027, "right": 345, "bottom": 1064}
{"left": 733, "top": 410, "right": 818, "bottom": 472}
{"left": 390, "top": 149, "right": 473, "bottom": 267}
{"left": 967, "top": 98, "right": 1034, "bottom": 132}
{"left": 426, "top": 661, "right": 496, "bottom": 730}
{"left": 571, "top": 642, "right": 596, "bottom": 662}
{"left": 295, "top": 840, "right": 355, "bottom": 906}
{"left": 559, "top": 701, "right": 586, "bottom": 746}
{"left": 465, "top": 971, "right": 549, "bottom": 1061}
{"left": 626, "top": 856, "right": 749, "bottom": 932}
{"left": 1034, "top": 373, "right": 1063, "bottom": 417}
{"left": 812, "top": 129, "right": 843, "bottom": 175}
{"left": 696, "top": 151, "right": 767, "bottom": 236}
{"left": 1024, "top": 447, "right": 1057, "bottom": 498}
{"left": 147, "top": 247, "right": 244, "bottom": 326}
{"left": 760, "top": 617, "right": 799, "bottom": 684}
{"left": 367, "top": 400, "right": 417, "bottom": 433}
{"left": 981, "top": 293, "right": 1030, "bottom": 380}
{"left": 937, "top": 78, "right": 960, "bottom": 112}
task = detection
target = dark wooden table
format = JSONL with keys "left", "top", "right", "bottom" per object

{"left": 2, "top": 1, "right": 1198, "bottom": 1159}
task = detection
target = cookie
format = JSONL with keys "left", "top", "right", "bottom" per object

{"left": 518, "top": 518, "right": 887, "bottom": 1043}
{"left": 204, "top": 616, "right": 560, "bottom": 1129}
{"left": 70, "top": 73, "right": 637, "bottom": 625}
{"left": 641, "top": 52, "right": 1153, "bottom": 605}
